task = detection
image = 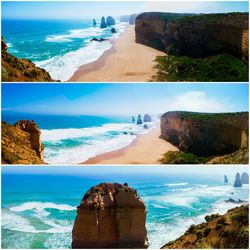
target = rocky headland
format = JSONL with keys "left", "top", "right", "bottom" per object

{"left": 72, "top": 182, "right": 148, "bottom": 248}
{"left": 1, "top": 37, "right": 55, "bottom": 82}
{"left": 160, "top": 111, "right": 248, "bottom": 164}
{"left": 1, "top": 120, "right": 44, "bottom": 164}
{"left": 135, "top": 12, "right": 248, "bottom": 81}
{"left": 162, "top": 205, "right": 249, "bottom": 249}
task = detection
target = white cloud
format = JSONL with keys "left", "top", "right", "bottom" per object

{"left": 164, "top": 91, "right": 235, "bottom": 113}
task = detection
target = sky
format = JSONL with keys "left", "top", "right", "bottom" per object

{"left": 2, "top": 83, "right": 248, "bottom": 116}
{"left": 2, "top": 1, "right": 249, "bottom": 20}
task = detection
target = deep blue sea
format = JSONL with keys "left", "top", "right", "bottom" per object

{"left": 2, "top": 19, "right": 127, "bottom": 81}
{"left": 2, "top": 166, "right": 249, "bottom": 249}
{"left": 2, "top": 112, "right": 157, "bottom": 164}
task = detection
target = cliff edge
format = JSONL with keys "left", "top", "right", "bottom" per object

{"left": 162, "top": 205, "right": 249, "bottom": 249}
{"left": 1, "top": 37, "right": 55, "bottom": 82}
{"left": 2, "top": 120, "right": 45, "bottom": 164}
{"left": 72, "top": 182, "right": 148, "bottom": 248}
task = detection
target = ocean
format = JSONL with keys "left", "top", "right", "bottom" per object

{"left": 2, "top": 166, "right": 249, "bottom": 249}
{"left": 2, "top": 112, "right": 157, "bottom": 164}
{"left": 2, "top": 19, "right": 127, "bottom": 81}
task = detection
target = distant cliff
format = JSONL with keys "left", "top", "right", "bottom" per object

{"left": 2, "top": 120, "right": 44, "bottom": 164}
{"left": 160, "top": 112, "right": 248, "bottom": 163}
{"left": 1, "top": 37, "right": 55, "bottom": 82}
{"left": 162, "top": 205, "right": 249, "bottom": 249}
{"left": 72, "top": 183, "right": 148, "bottom": 248}
{"left": 135, "top": 12, "right": 248, "bottom": 63}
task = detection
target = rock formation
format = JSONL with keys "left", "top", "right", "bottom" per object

{"left": 143, "top": 114, "right": 152, "bottom": 122}
{"left": 90, "top": 37, "right": 108, "bottom": 42}
{"left": 132, "top": 116, "right": 136, "bottom": 123}
{"left": 1, "top": 37, "right": 55, "bottom": 82}
{"left": 100, "top": 17, "right": 107, "bottom": 28}
{"left": 2, "top": 120, "right": 44, "bottom": 164}
{"left": 224, "top": 175, "right": 228, "bottom": 183}
{"left": 143, "top": 124, "right": 149, "bottom": 129}
{"left": 234, "top": 173, "right": 242, "bottom": 187}
{"left": 72, "top": 183, "right": 148, "bottom": 248}
{"left": 111, "top": 28, "right": 117, "bottom": 33}
{"left": 160, "top": 111, "right": 248, "bottom": 157}
{"left": 93, "top": 19, "right": 97, "bottom": 26}
{"left": 129, "top": 14, "right": 139, "bottom": 25}
{"left": 106, "top": 16, "right": 115, "bottom": 25}
{"left": 162, "top": 205, "right": 249, "bottom": 249}
{"left": 135, "top": 12, "right": 248, "bottom": 63}
{"left": 241, "top": 172, "right": 249, "bottom": 184}
{"left": 137, "top": 114, "right": 143, "bottom": 125}
{"left": 120, "top": 14, "right": 139, "bottom": 24}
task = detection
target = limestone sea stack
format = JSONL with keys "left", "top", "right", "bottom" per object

{"left": 224, "top": 175, "right": 228, "bottom": 183}
{"left": 129, "top": 14, "right": 139, "bottom": 24}
{"left": 2, "top": 120, "right": 44, "bottom": 164}
{"left": 100, "top": 17, "right": 107, "bottom": 28}
{"left": 93, "top": 19, "right": 97, "bottom": 25}
{"left": 137, "top": 114, "right": 143, "bottom": 125}
{"left": 143, "top": 114, "right": 152, "bottom": 122}
{"left": 241, "top": 172, "right": 249, "bottom": 184}
{"left": 111, "top": 27, "right": 117, "bottom": 33}
{"left": 132, "top": 116, "right": 136, "bottom": 123}
{"left": 135, "top": 12, "right": 248, "bottom": 63}
{"left": 106, "top": 16, "right": 115, "bottom": 25}
{"left": 72, "top": 183, "right": 148, "bottom": 248}
{"left": 234, "top": 173, "right": 242, "bottom": 187}
{"left": 160, "top": 111, "right": 248, "bottom": 157}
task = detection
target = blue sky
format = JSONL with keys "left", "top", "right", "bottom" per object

{"left": 2, "top": 84, "right": 248, "bottom": 116}
{"left": 2, "top": 1, "right": 248, "bottom": 20}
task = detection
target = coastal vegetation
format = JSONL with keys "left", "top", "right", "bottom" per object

{"left": 162, "top": 205, "right": 249, "bottom": 249}
{"left": 154, "top": 54, "right": 248, "bottom": 82}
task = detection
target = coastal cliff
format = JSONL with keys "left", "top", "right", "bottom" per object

{"left": 136, "top": 12, "right": 248, "bottom": 62}
{"left": 2, "top": 120, "right": 44, "bottom": 164}
{"left": 1, "top": 37, "right": 55, "bottom": 82}
{"left": 135, "top": 12, "right": 248, "bottom": 81}
{"left": 162, "top": 205, "right": 249, "bottom": 249}
{"left": 160, "top": 112, "right": 248, "bottom": 163}
{"left": 72, "top": 182, "right": 148, "bottom": 248}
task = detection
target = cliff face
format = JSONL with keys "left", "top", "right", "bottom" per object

{"left": 1, "top": 37, "right": 55, "bottom": 82}
{"left": 135, "top": 12, "right": 248, "bottom": 63}
{"left": 160, "top": 111, "right": 248, "bottom": 157}
{"left": 162, "top": 205, "right": 249, "bottom": 249}
{"left": 2, "top": 120, "right": 44, "bottom": 164}
{"left": 72, "top": 183, "right": 148, "bottom": 249}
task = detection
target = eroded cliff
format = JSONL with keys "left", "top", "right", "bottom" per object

{"left": 135, "top": 12, "right": 249, "bottom": 62}
{"left": 162, "top": 205, "right": 249, "bottom": 249}
{"left": 160, "top": 112, "right": 248, "bottom": 160}
{"left": 1, "top": 37, "right": 55, "bottom": 82}
{"left": 2, "top": 120, "right": 44, "bottom": 164}
{"left": 72, "top": 182, "right": 148, "bottom": 248}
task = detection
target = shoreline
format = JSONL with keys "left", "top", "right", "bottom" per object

{"left": 82, "top": 126, "right": 178, "bottom": 164}
{"left": 69, "top": 25, "right": 165, "bottom": 82}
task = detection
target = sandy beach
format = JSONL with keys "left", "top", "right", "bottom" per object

{"left": 82, "top": 126, "right": 178, "bottom": 164}
{"left": 69, "top": 25, "right": 165, "bottom": 82}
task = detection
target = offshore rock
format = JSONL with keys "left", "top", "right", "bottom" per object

{"left": 234, "top": 173, "right": 242, "bottom": 187}
{"left": 224, "top": 175, "right": 228, "bottom": 183}
{"left": 143, "top": 114, "right": 152, "bottom": 122}
{"left": 100, "top": 16, "right": 107, "bottom": 28}
{"left": 111, "top": 28, "right": 117, "bottom": 33}
{"left": 93, "top": 19, "right": 97, "bottom": 25}
{"left": 72, "top": 182, "right": 148, "bottom": 248}
{"left": 137, "top": 114, "right": 143, "bottom": 125}
{"left": 241, "top": 172, "right": 249, "bottom": 184}
{"left": 132, "top": 116, "right": 136, "bottom": 123}
{"left": 106, "top": 16, "right": 115, "bottom": 25}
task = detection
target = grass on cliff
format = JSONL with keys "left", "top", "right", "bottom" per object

{"left": 161, "top": 151, "right": 210, "bottom": 164}
{"left": 154, "top": 53, "right": 248, "bottom": 82}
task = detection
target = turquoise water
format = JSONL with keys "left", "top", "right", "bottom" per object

{"left": 2, "top": 19, "right": 126, "bottom": 80}
{"left": 2, "top": 112, "right": 157, "bottom": 164}
{"left": 2, "top": 166, "right": 249, "bottom": 249}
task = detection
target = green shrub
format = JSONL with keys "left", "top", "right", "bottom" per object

{"left": 216, "top": 224, "right": 224, "bottom": 230}
{"left": 204, "top": 227, "right": 211, "bottom": 237}
{"left": 205, "top": 214, "right": 220, "bottom": 222}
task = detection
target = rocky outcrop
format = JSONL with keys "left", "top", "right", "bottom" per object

{"left": 111, "top": 28, "right": 117, "bottom": 33}
{"left": 135, "top": 12, "right": 248, "bottom": 63}
{"left": 132, "top": 116, "right": 136, "bottom": 123}
{"left": 137, "top": 114, "right": 143, "bottom": 125}
{"left": 93, "top": 19, "right": 97, "bottom": 26}
{"left": 100, "top": 17, "right": 107, "bottom": 28}
{"left": 143, "top": 114, "right": 152, "bottom": 122}
{"left": 160, "top": 111, "right": 248, "bottom": 157}
{"left": 241, "top": 172, "right": 249, "bottom": 184}
{"left": 2, "top": 120, "right": 44, "bottom": 164}
{"left": 106, "top": 16, "right": 115, "bottom": 25}
{"left": 162, "top": 205, "right": 249, "bottom": 249}
{"left": 72, "top": 183, "right": 148, "bottom": 248}
{"left": 224, "top": 175, "right": 228, "bottom": 183}
{"left": 129, "top": 14, "right": 139, "bottom": 25}
{"left": 1, "top": 37, "right": 55, "bottom": 82}
{"left": 234, "top": 173, "right": 242, "bottom": 187}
